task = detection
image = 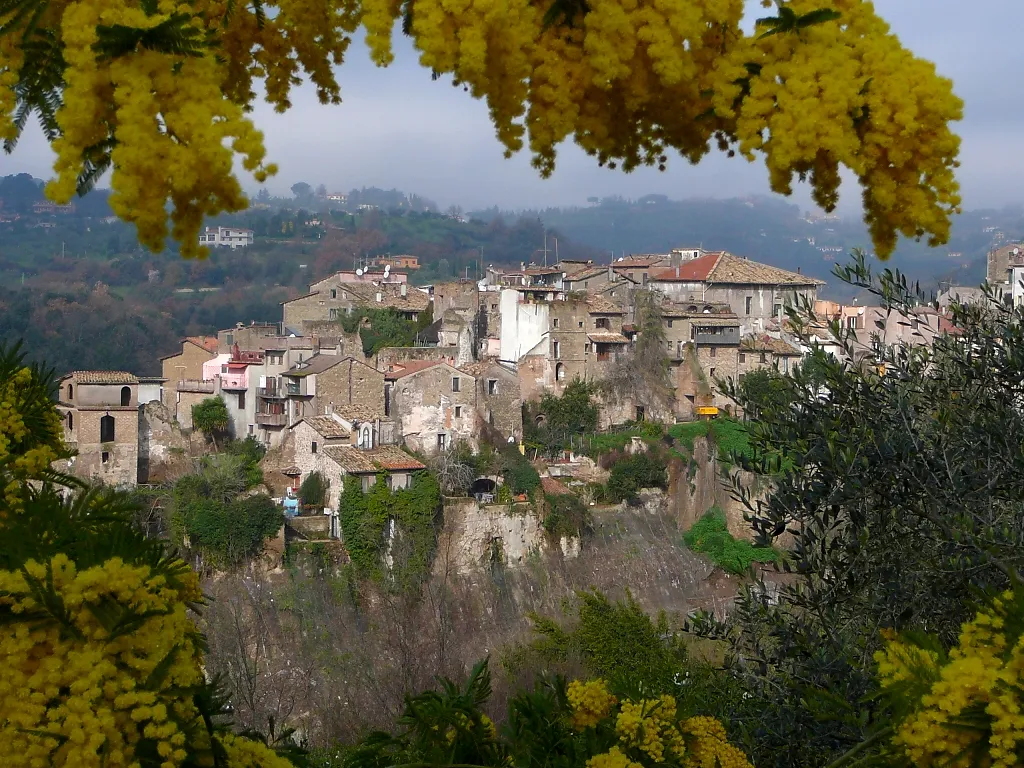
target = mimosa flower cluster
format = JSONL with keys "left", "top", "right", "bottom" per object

{"left": 0, "top": 360, "right": 297, "bottom": 766}
{"left": 877, "top": 589, "right": 1024, "bottom": 767}
{"left": 567, "top": 679, "right": 752, "bottom": 768}
{"left": 1, "top": 0, "right": 960, "bottom": 258}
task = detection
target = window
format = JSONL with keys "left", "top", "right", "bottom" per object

{"left": 331, "top": 289, "right": 337, "bottom": 299}
{"left": 553, "top": 341, "right": 560, "bottom": 359}
{"left": 237, "top": 392, "right": 246, "bottom": 409}
{"left": 745, "top": 297, "right": 752, "bottom": 314}
{"left": 67, "top": 384, "right": 73, "bottom": 400}
{"left": 642, "top": 272, "right": 649, "bottom": 284}
{"left": 491, "top": 303, "right": 497, "bottom": 311}
{"left": 437, "top": 433, "right": 448, "bottom": 451}
{"left": 553, "top": 318, "right": 559, "bottom": 329}
{"left": 556, "top": 363, "right": 566, "bottom": 381}
{"left": 585, "top": 343, "right": 591, "bottom": 353}
{"left": 760, "top": 352, "right": 767, "bottom": 363}
{"left": 101, "top": 451, "right": 110, "bottom": 464}
{"left": 248, "top": 424, "right": 254, "bottom": 435}
{"left": 452, "top": 376, "right": 461, "bottom": 392}
{"left": 487, "top": 379, "right": 497, "bottom": 395}
{"left": 120, "top": 386, "right": 131, "bottom": 406}
{"left": 384, "top": 384, "right": 392, "bottom": 416}
{"left": 709, "top": 367, "right": 716, "bottom": 379}
{"left": 100, "top": 415, "right": 115, "bottom": 443}
{"left": 740, "top": 352, "right": 746, "bottom": 363}
{"left": 710, "top": 346, "right": 717, "bottom": 358}
{"left": 361, "top": 475, "right": 374, "bottom": 492}
{"left": 329, "top": 308, "right": 338, "bottom": 320}
{"left": 667, "top": 319, "right": 673, "bottom": 328}
{"left": 226, "top": 333, "right": 233, "bottom": 346}
{"left": 847, "top": 316, "right": 857, "bottom": 329}
{"left": 578, "top": 321, "right": 584, "bottom": 328}
{"left": 67, "top": 412, "right": 73, "bottom": 430}
{"left": 774, "top": 304, "right": 782, "bottom": 318}
{"left": 667, "top": 341, "right": 673, "bottom": 351}
{"left": 455, "top": 405, "right": 463, "bottom": 418}
{"left": 311, "top": 441, "right": 318, "bottom": 454}
{"left": 596, "top": 317, "right": 610, "bottom": 330}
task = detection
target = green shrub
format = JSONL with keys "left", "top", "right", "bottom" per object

{"left": 543, "top": 493, "right": 590, "bottom": 538}
{"left": 502, "top": 450, "right": 540, "bottom": 496}
{"left": 606, "top": 451, "right": 668, "bottom": 503}
{"left": 683, "top": 507, "right": 780, "bottom": 574}
{"left": 182, "top": 494, "right": 283, "bottom": 568}
{"left": 299, "top": 470, "right": 331, "bottom": 509}
{"left": 667, "top": 420, "right": 710, "bottom": 451}
{"left": 224, "top": 436, "right": 266, "bottom": 487}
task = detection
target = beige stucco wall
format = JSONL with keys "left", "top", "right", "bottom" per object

{"left": 161, "top": 343, "right": 214, "bottom": 407}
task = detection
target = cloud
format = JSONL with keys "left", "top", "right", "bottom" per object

{"left": 4, "top": 0, "right": 1022, "bottom": 213}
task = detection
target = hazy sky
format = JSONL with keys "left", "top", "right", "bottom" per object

{"left": 4, "top": 1, "right": 1022, "bottom": 213}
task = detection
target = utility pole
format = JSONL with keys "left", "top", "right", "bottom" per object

{"left": 542, "top": 228, "right": 549, "bottom": 267}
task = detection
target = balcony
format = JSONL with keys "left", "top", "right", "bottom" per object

{"left": 258, "top": 387, "right": 286, "bottom": 399}
{"left": 219, "top": 372, "right": 248, "bottom": 390}
{"left": 256, "top": 412, "right": 288, "bottom": 427}
{"left": 177, "top": 379, "right": 214, "bottom": 393}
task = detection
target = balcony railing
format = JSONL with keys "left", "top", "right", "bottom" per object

{"left": 258, "top": 387, "right": 286, "bottom": 399}
{"left": 177, "top": 379, "right": 214, "bottom": 393}
{"left": 256, "top": 412, "right": 288, "bottom": 426}
{"left": 219, "top": 373, "right": 248, "bottom": 390}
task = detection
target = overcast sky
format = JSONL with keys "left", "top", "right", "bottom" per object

{"left": 4, "top": 1, "right": 1022, "bottom": 213}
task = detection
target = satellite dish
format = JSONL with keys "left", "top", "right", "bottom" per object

{"left": 384, "top": 265, "right": 391, "bottom": 275}
{"left": 356, "top": 268, "right": 364, "bottom": 276}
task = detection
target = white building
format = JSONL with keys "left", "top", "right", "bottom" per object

{"left": 199, "top": 226, "right": 254, "bottom": 249}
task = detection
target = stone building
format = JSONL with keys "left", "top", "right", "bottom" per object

{"left": 280, "top": 354, "right": 385, "bottom": 432}
{"left": 650, "top": 251, "right": 823, "bottom": 335}
{"left": 457, "top": 360, "right": 522, "bottom": 443}
{"left": 281, "top": 281, "right": 430, "bottom": 330}
{"left": 159, "top": 337, "right": 217, "bottom": 409}
{"left": 987, "top": 242, "right": 1024, "bottom": 286}
{"left": 385, "top": 360, "right": 478, "bottom": 455}
{"left": 738, "top": 336, "right": 804, "bottom": 377}
{"left": 57, "top": 371, "right": 141, "bottom": 487}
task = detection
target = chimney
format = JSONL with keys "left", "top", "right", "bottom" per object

{"left": 520, "top": 261, "right": 525, "bottom": 271}
{"left": 797, "top": 266, "right": 802, "bottom": 274}
{"left": 675, "top": 265, "right": 680, "bottom": 278}
{"left": 608, "top": 265, "right": 615, "bottom": 282}
{"left": 401, "top": 283, "right": 407, "bottom": 297}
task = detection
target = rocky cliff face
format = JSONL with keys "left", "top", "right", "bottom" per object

{"left": 200, "top": 489, "right": 737, "bottom": 747}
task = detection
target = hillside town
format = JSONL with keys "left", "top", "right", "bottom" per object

{"left": 54, "top": 242, "right": 991, "bottom": 523}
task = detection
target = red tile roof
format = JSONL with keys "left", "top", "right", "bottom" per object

{"left": 66, "top": 371, "right": 138, "bottom": 384}
{"left": 651, "top": 252, "right": 823, "bottom": 286}
{"left": 541, "top": 476, "right": 571, "bottom": 496}
{"left": 186, "top": 336, "right": 219, "bottom": 353}
{"left": 322, "top": 445, "right": 426, "bottom": 473}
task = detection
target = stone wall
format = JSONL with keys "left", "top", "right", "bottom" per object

{"left": 72, "top": 408, "right": 139, "bottom": 487}
{"left": 438, "top": 498, "right": 551, "bottom": 575}
{"left": 315, "top": 359, "right": 385, "bottom": 416}
{"left": 391, "top": 365, "right": 478, "bottom": 455}
{"left": 174, "top": 390, "right": 210, "bottom": 430}
{"left": 376, "top": 346, "right": 459, "bottom": 370}
{"left": 138, "top": 401, "right": 190, "bottom": 482}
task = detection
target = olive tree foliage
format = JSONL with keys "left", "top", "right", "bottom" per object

{"left": 695, "top": 252, "right": 1024, "bottom": 767}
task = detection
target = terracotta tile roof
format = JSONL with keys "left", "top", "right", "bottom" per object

{"left": 280, "top": 290, "right": 319, "bottom": 305}
{"left": 322, "top": 445, "right": 426, "bottom": 473}
{"left": 651, "top": 252, "right": 823, "bottom": 286}
{"left": 588, "top": 332, "right": 629, "bottom": 344}
{"left": 541, "top": 476, "right": 571, "bottom": 496}
{"left": 303, "top": 415, "right": 351, "bottom": 439}
{"left": 587, "top": 296, "right": 626, "bottom": 314}
{"left": 384, "top": 359, "right": 443, "bottom": 380}
{"left": 689, "top": 317, "right": 741, "bottom": 328}
{"left": 524, "top": 267, "right": 563, "bottom": 276}
{"left": 564, "top": 266, "right": 606, "bottom": 281}
{"left": 333, "top": 403, "right": 386, "bottom": 422}
{"left": 741, "top": 335, "right": 803, "bottom": 356}
{"left": 69, "top": 371, "right": 138, "bottom": 384}
{"left": 285, "top": 354, "right": 346, "bottom": 377}
{"left": 185, "top": 336, "right": 219, "bottom": 353}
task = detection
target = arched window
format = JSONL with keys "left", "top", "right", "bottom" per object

{"left": 120, "top": 386, "right": 131, "bottom": 406}
{"left": 67, "top": 384, "right": 73, "bottom": 400}
{"left": 555, "top": 363, "right": 566, "bottom": 381}
{"left": 67, "top": 412, "right": 73, "bottom": 430}
{"left": 100, "top": 414, "right": 115, "bottom": 443}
